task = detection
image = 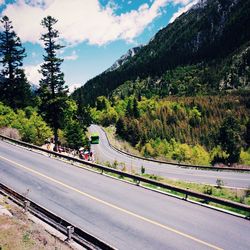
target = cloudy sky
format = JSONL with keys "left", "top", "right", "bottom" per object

{"left": 0, "top": 0, "right": 198, "bottom": 92}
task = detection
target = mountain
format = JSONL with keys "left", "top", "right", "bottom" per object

{"left": 72, "top": 0, "right": 250, "bottom": 105}
{"left": 105, "top": 45, "right": 143, "bottom": 72}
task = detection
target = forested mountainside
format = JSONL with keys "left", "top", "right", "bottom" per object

{"left": 72, "top": 0, "right": 250, "bottom": 105}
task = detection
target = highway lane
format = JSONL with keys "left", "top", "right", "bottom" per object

{"left": 1, "top": 140, "right": 250, "bottom": 249}
{"left": 89, "top": 124, "right": 250, "bottom": 188}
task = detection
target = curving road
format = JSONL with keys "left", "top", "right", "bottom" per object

{"left": 89, "top": 125, "right": 250, "bottom": 189}
{"left": 0, "top": 140, "right": 250, "bottom": 250}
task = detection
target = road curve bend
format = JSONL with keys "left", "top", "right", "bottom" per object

{"left": 89, "top": 124, "right": 250, "bottom": 189}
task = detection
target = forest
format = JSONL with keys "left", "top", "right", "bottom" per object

{"left": 90, "top": 91, "right": 250, "bottom": 165}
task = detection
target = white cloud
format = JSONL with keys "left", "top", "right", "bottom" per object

{"left": 24, "top": 63, "right": 42, "bottom": 85}
{"left": 172, "top": 0, "right": 192, "bottom": 5}
{"left": 169, "top": 0, "right": 198, "bottom": 23}
{"left": 3, "top": 0, "right": 169, "bottom": 46}
{"left": 64, "top": 50, "right": 78, "bottom": 61}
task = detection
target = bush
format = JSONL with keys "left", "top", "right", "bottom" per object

{"left": 203, "top": 185, "right": 213, "bottom": 195}
{"left": 210, "top": 146, "right": 229, "bottom": 165}
{"left": 240, "top": 149, "right": 250, "bottom": 165}
{"left": 191, "top": 145, "right": 210, "bottom": 165}
{"left": 0, "top": 103, "right": 52, "bottom": 145}
{"left": 142, "top": 142, "right": 156, "bottom": 157}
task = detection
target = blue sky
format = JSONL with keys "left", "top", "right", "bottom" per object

{"left": 0, "top": 0, "right": 198, "bottom": 92}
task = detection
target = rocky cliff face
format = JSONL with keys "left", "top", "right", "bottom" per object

{"left": 106, "top": 46, "right": 143, "bottom": 72}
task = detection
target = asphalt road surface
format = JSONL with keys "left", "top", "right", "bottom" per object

{"left": 89, "top": 125, "right": 250, "bottom": 189}
{"left": 0, "top": 140, "right": 250, "bottom": 250}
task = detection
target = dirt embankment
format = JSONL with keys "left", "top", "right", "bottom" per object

{"left": 0, "top": 196, "right": 74, "bottom": 250}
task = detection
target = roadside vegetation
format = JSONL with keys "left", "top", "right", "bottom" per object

{"left": 95, "top": 159, "right": 250, "bottom": 216}
{"left": 91, "top": 93, "right": 250, "bottom": 166}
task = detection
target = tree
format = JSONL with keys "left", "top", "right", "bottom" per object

{"left": 38, "top": 16, "right": 68, "bottom": 150}
{"left": 116, "top": 117, "right": 126, "bottom": 138}
{"left": 64, "top": 120, "right": 86, "bottom": 149}
{"left": 217, "top": 115, "right": 242, "bottom": 164}
{"left": 133, "top": 97, "right": 140, "bottom": 118}
{"left": 0, "top": 16, "right": 32, "bottom": 108}
{"left": 125, "top": 98, "right": 133, "bottom": 117}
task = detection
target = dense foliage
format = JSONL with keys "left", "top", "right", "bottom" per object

{"left": 0, "top": 16, "right": 32, "bottom": 109}
{"left": 72, "top": 0, "right": 250, "bottom": 106}
{"left": 91, "top": 93, "right": 250, "bottom": 165}
{"left": 0, "top": 102, "right": 52, "bottom": 145}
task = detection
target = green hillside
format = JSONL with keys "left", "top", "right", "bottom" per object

{"left": 72, "top": 0, "right": 250, "bottom": 165}
{"left": 72, "top": 0, "right": 250, "bottom": 105}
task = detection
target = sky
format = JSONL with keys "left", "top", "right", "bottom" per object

{"left": 0, "top": 0, "right": 198, "bottom": 92}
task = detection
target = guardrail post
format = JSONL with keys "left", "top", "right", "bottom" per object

{"left": 66, "top": 225, "right": 74, "bottom": 242}
{"left": 184, "top": 188, "right": 189, "bottom": 200}
{"left": 24, "top": 200, "right": 30, "bottom": 212}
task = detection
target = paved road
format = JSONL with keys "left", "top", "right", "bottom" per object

{"left": 1, "top": 140, "right": 250, "bottom": 250}
{"left": 89, "top": 125, "right": 250, "bottom": 189}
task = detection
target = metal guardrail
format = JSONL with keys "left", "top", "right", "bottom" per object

{"left": 0, "top": 182, "right": 115, "bottom": 250}
{"left": 0, "top": 134, "right": 250, "bottom": 215}
{"left": 99, "top": 127, "right": 250, "bottom": 172}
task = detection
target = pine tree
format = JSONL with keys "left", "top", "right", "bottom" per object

{"left": 0, "top": 16, "right": 31, "bottom": 108}
{"left": 217, "top": 115, "right": 242, "bottom": 164}
{"left": 133, "top": 97, "right": 140, "bottom": 118}
{"left": 38, "top": 16, "right": 68, "bottom": 150}
{"left": 125, "top": 98, "right": 133, "bottom": 117}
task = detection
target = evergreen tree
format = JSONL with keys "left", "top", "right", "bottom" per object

{"left": 38, "top": 16, "right": 68, "bottom": 150}
{"left": 133, "top": 97, "right": 140, "bottom": 118}
{"left": 116, "top": 117, "right": 126, "bottom": 138}
{"left": 77, "top": 104, "right": 92, "bottom": 128}
{"left": 64, "top": 120, "right": 86, "bottom": 149}
{"left": 0, "top": 16, "right": 31, "bottom": 108}
{"left": 125, "top": 98, "right": 133, "bottom": 117}
{"left": 217, "top": 115, "right": 242, "bottom": 164}
{"left": 245, "top": 120, "right": 250, "bottom": 148}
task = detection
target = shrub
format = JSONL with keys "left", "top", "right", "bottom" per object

{"left": 210, "top": 146, "right": 229, "bottom": 165}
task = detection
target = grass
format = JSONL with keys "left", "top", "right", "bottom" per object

{"left": 94, "top": 159, "right": 250, "bottom": 216}
{"left": 103, "top": 125, "right": 142, "bottom": 157}
{"left": 141, "top": 174, "right": 250, "bottom": 206}
{"left": 140, "top": 180, "right": 250, "bottom": 217}
{"left": 99, "top": 159, "right": 250, "bottom": 205}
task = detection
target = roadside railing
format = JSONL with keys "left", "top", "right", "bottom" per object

{"left": 0, "top": 182, "right": 115, "bottom": 250}
{"left": 1, "top": 134, "right": 250, "bottom": 215}
{"left": 99, "top": 126, "right": 250, "bottom": 172}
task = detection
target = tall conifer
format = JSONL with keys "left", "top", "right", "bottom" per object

{"left": 39, "top": 16, "right": 68, "bottom": 150}
{"left": 0, "top": 16, "right": 31, "bottom": 108}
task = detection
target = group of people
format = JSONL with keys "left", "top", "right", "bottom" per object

{"left": 79, "top": 147, "right": 94, "bottom": 161}
{"left": 43, "top": 138, "right": 94, "bottom": 162}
